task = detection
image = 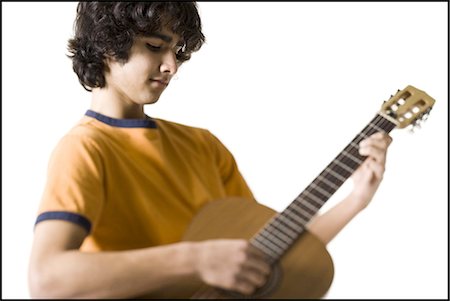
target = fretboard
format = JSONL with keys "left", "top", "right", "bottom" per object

{"left": 250, "top": 113, "right": 397, "bottom": 263}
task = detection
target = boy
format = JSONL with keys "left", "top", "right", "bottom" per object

{"left": 28, "top": 2, "right": 392, "bottom": 298}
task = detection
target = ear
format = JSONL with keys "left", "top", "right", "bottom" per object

{"left": 103, "top": 52, "right": 125, "bottom": 73}
{"left": 101, "top": 54, "right": 117, "bottom": 75}
{"left": 103, "top": 53, "right": 115, "bottom": 64}
{"left": 104, "top": 53, "right": 128, "bottom": 68}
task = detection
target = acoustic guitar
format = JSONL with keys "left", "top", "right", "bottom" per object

{"left": 155, "top": 85, "right": 436, "bottom": 299}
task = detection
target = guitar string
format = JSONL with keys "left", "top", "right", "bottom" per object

{"left": 299, "top": 114, "right": 393, "bottom": 209}
{"left": 251, "top": 114, "right": 396, "bottom": 260}
{"left": 269, "top": 114, "right": 395, "bottom": 252}
{"left": 243, "top": 114, "right": 398, "bottom": 295}
{"left": 277, "top": 114, "right": 395, "bottom": 253}
{"left": 191, "top": 114, "right": 397, "bottom": 299}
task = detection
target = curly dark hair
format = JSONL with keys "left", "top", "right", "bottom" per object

{"left": 67, "top": 2, "right": 205, "bottom": 91}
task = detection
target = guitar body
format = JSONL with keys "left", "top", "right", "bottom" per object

{"left": 149, "top": 198, "right": 334, "bottom": 299}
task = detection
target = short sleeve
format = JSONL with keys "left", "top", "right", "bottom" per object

{"left": 36, "top": 133, "right": 105, "bottom": 233}
{"left": 204, "top": 131, "right": 255, "bottom": 201}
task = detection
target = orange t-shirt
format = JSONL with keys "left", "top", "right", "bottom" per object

{"left": 36, "top": 110, "right": 254, "bottom": 251}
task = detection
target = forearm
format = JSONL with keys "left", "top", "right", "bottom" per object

{"left": 306, "top": 193, "right": 364, "bottom": 245}
{"left": 29, "top": 241, "right": 197, "bottom": 299}
{"left": 307, "top": 131, "right": 392, "bottom": 245}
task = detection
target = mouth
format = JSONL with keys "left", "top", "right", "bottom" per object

{"left": 150, "top": 79, "right": 169, "bottom": 86}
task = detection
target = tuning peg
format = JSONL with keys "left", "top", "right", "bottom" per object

{"left": 408, "top": 121, "right": 421, "bottom": 133}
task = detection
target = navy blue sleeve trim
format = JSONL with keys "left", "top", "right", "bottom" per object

{"left": 35, "top": 211, "right": 92, "bottom": 233}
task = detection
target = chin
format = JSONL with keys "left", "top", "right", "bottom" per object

{"left": 144, "top": 97, "right": 160, "bottom": 105}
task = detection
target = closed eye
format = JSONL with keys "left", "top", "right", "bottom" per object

{"left": 146, "top": 43, "right": 162, "bottom": 52}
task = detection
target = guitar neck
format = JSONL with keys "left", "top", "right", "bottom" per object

{"left": 250, "top": 113, "right": 397, "bottom": 263}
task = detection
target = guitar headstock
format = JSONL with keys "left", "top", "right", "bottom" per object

{"left": 379, "top": 85, "right": 435, "bottom": 129}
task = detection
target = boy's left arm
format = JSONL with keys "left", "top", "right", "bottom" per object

{"left": 306, "top": 132, "right": 393, "bottom": 245}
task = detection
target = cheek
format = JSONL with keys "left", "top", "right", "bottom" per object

{"left": 128, "top": 61, "right": 157, "bottom": 85}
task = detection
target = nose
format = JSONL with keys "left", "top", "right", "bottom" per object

{"left": 160, "top": 52, "right": 178, "bottom": 75}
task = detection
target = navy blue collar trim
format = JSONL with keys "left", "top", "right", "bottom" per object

{"left": 85, "top": 110, "right": 157, "bottom": 128}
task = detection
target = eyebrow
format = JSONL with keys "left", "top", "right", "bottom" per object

{"left": 149, "top": 32, "right": 184, "bottom": 47}
{"left": 149, "top": 33, "right": 173, "bottom": 43}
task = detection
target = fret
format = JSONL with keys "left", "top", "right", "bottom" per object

{"left": 254, "top": 235, "right": 283, "bottom": 256}
{"left": 330, "top": 159, "right": 355, "bottom": 175}
{"left": 309, "top": 181, "right": 333, "bottom": 198}
{"left": 349, "top": 141, "right": 360, "bottom": 149}
{"left": 279, "top": 210, "right": 305, "bottom": 231}
{"left": 298, "top": 189, "right": 324, "bottom": 207}
{"left": 339, "top": 156, "right": 361, "bottom": 170}
{"left": 279, "top": 204, "right": 303, "bottom": 231}
{"left": 367, "top": 122, "right": 385, "bottom": 132}
{"left": 305, "top": 183, "right": 329, "bottom": 200}
{"left": 284, "top": 206, "right": 310, "bottom": 225}
{"left": 272, "top": 214, "right": 304, "bottom": 235}
{"left": 300, "top": 193, "right": 326, "bottom": 213}
{"left": 363, "top": 126, "right": 379, "bottom": 136}
{"left": 296, "top": 195, "right": 323, "bottom": 215}
{"left": 312, "top": 177, "right": 337, "bottom": 195}
{"left": 297, "top": 195, "right": 321, "bottom": 211}
{"left": 316, "top": 174, "right": 340, "bottom": 190}
{"left": 320, "top": 169, "right": 346, "bottom": 186}
{"left": 343, "top": 143, "right": 361, "bottom": 155}
{"left": 264, "top": 226, "right": 295, "bottom": 245}
{"left": 340, "top": 149, "right": 364, "bottom": 165}
{"left": 255, "top": 234, "right": 285, "bottom": 255}
{"left": 342, "top": 145, "right": 364, "bottom": 167}
{"left": 266, "top": 221, "right": 298, "bottom": 241}
{"left": 250, "top": 114, "right": 398, "bottom": 263}
{"left": 336, "top": 156, "right": 359, "bottom": 171}
{"left": 290, "top": 201, "right": 315, "bottom": 219}
{"left": 259, "top": 232, "right": 290, "bottom": 254}
{"left": 324, "top": 166, "right": 348, "bottom": 182}
{"left": 260, "top": 229, "right": 291, "bottom": 250}
{"left": 250, "top": 239, "right": 279, "bottom": 258}
{"left": 256, "top": 218, "right": 305, "bottom": 249}
{"left": 261, "top": 215, "right": 304, "bottom": 250}
{"left": 357, "top": 132, "right": 370, "bottom": 140}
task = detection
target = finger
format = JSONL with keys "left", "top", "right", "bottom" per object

{"left": 240, "top": 267, "right": 269, "bottom": 288}
{"left": 360, "top": 132, "right": 393, "bottom": 149}
{"left": 247, "top": 245, "right": 269, "bottom": 261}
{"left": 360, "top": 132, "right": 392, "bottom": 150}
{"left": 359, "top": 137, "right": 391, "bottom": 152}
{"left": 366, "top": 158, "right": 385, "bottom": 180}
{"left": 369, "top": 132, "right": 393, "bottom": 143}
{"left": 359, "top": 133, "right": 391, "bottom": 164}
{"left": 359, "top": 145, "right": 387, "bottom": 165}
{"left": 232, "top": 276, "right": 257, "bottom": 296}
{"left": 241, "top": 255, "right": 271, "bottom": 276}
{"left": 245, "top": 246, "right": 270, "bottom": 267}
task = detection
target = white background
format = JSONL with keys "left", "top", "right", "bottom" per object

{"left": 2, "top": 2, "right": 448, "bottom": 299}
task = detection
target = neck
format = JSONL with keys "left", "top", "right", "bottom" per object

{"left": 249, "top": 113, "right": 397, "bottom": 263}
{"left": 90, "top": 88, "right": 146, "bottom": 119}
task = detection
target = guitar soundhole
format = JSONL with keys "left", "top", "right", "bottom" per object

{"left": 218, "top": 263, "right": 282, "bottom": 299}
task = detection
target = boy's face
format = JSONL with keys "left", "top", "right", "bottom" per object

{"left": 104, "top": 27, "right": 183, "bottom": 105}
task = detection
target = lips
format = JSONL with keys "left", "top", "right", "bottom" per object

{"left": 150, "top": 79, "right": 169, "bottom": 86}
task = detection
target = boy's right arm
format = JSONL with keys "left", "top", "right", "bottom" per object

{"left": 28, "top": 220, "right": 271, "bottom": 298}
